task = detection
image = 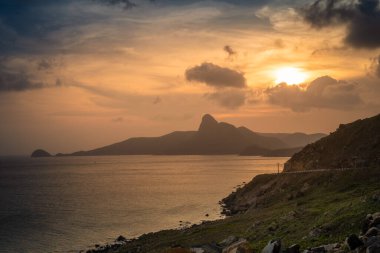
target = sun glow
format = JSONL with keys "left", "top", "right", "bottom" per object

{"left": 275, "top": 67, "right": 308, "bottom": 85}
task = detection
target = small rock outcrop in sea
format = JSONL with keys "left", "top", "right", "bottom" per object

{"left": 85, "top": 235, "right": 129, "bottom": 253}
{"left": 31, "top": 149, "right": 52, "bottom": 158}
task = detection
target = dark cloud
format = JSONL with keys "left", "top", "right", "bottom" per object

{"left": 265, "top": 76, "right": 363, "bottom": 111}
{"left": 37, "top": 58, "right": 61, "bottom": 71}
{"left": 205, "top": 89, "right": 246, "bottom": 109}
{"left": 185, "top": 62, "right": 246, "bottom": 88}
{"left": 300, "top": 0, "right": 380, "bottom": 48}
{"left": 0, "top": 70, "right": 45, "bottom": 92}
{"left": 94, "top": 0, "right": 137, "bottom": 9}
{"left": 224, "top": 45, "right": 236, "bottom": 58}
{"left": 0, "top": 0, "right": 274, "bottom": 57}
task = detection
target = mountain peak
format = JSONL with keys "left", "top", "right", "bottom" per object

{"left": 198, "top": 114, "right": 218, "bottom": 132}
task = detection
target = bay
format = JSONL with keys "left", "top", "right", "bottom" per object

{"left": 0, "top": 155, "right": 288, "bottom": 253}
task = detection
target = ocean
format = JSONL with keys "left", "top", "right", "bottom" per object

{"left": 0, "top": 155, "right": 288, "bottom": 253}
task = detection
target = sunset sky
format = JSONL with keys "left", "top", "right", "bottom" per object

{"left": 1, "top": 0, "right": 380, "bottom": 155}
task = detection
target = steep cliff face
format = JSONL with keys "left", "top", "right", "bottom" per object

{"left": 284, "top": 114, "right": 380, "bottom": 172}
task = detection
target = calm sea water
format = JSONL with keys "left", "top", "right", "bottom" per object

{"left": 0, "top": 155, "right": 288, "bottom": 253}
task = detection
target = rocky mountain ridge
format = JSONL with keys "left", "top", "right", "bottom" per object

{"left": 32, "top": 114, "right": 325, "bottom": 157}
{"left": 284, "top": 113, "right": 380, "bottom": 172}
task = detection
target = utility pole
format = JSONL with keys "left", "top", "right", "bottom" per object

{"left": 277, "top": 163, "right": 280, "bottom": 174}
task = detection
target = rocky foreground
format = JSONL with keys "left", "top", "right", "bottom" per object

{"left": 83, "top": 168, "right": 380, "bottom": 253}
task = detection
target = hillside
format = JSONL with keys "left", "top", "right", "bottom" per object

{"left": 53, "top": 114, "right": 325, "bottom": 156}
{"left": 259, "top": 132, "right": 326, "bottom": 148}
{"left": 83, "top": 114, "right": 380, "bottom": 253}
{"left": 284, "top": 113, "right": 380, "bottom": 172}
{"left": 88, "top": 168, "right": 380, "bottom": 253}
{"left": 239, "top": 146, "right": 303, "bottom": 157}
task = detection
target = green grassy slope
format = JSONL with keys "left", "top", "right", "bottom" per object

{"left": 114, "top": 168, "right": 380, "bottom": 253}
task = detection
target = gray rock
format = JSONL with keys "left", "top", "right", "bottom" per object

{"left": 367, "top": 242, "right": 380, "bottom": 253}
{"left": 371, "top": 217, "right": 380, "bottom": 229}
{"left": 364, "top": 215, "right": 374, "bottom": 234}
{"left": 366, "top": 228, "right": 380, "bottom": 238}
{"left": 317, "top": 243, "right": 340, "bottom": 252}
{"left": 346, "top": 234, "right": 364, "bottom": 250}
{"left": 262, "top": 239, "right": 281, "bottom": 253}
{"left": 220, "top": 235, "right": 238, "bottom": 247}
{"left": 222, "top": 239, "right": 249, "bottom": 253}
{"left": 365, "top": 236, "right": 380, "bottom": 247}
{"left": 286, "top": 244, "right": 300, "bottom": 253}
{"left": 309, "top": 246, "right": 326, "bottom": 253}
{"left": 190, "top": 248, "right": 205, "bottom": 253}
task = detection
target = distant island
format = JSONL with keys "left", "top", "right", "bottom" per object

{"left": 31, "top": 149, "right": 52, "bottom": 158}
{"left": 31, "top": 114, "right": 325, "bottom": 157}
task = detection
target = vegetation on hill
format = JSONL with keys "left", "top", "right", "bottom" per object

{"left": 284, "top": 114, "right": 380, "bottom": 172}
{"left": 87, "top": 168, "right": 380, "bottom": 253}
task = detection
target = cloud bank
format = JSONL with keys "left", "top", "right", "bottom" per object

{"left": 0, "top": 70, "right": 45, "bottom": 92}
{"left": 265, "top": 76, "right": 363, "bottom": 111}
{"left": 300, "top": 0, "right": 380, "bottom": 48}
{"left": 205, "top": 89, "right": 246, "bottom": 109}
{"left": 185, "top": 62, "right": 246, "bottom": 88}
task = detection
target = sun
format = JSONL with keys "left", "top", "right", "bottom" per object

{"left": 275, "top": 67, "right": 308, "bottom": 85}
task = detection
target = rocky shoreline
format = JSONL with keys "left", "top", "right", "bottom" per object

{"left": 80, "top": 168, "right": 380, "bottom": 253}
{"left": 83, "top": 211, "right": 380, "bottom": 253}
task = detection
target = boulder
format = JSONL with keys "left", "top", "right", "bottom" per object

{"left": 366, "top": 228, "right": 380, "bottom": 238}
{"left": 363, "top": 215, "right": 374, "bottom": 234}
{"left": 222, "top": 239, "right": 250, "bottom": 253}
{"left": 116, "top": 235, "right": 127, "bottom": 242}
{"left": 365, "top": 237, "right": 380, "bottom": 248}
{"left": 371, "top": 217, "right": 380, "bottom": 229}
{"left": 286, "top": 244, "right": 300, "bottom": 253}
{"left": 309, "top": 246, "right": 326, "bottom": 253}
{"left": 346, "top": 234, "right": 364, "bottom": 250}
{"left": 236, "top": 243, "right": 254, "bottom": 253}
{"left": 262, "top": 239, "right": 281, "bottom": 253}
{"left": 367, "top": 240, "right": 380, "bottom": 253}
{"left": 220, "top": 236, "right": 238, "bottom": 247}
{"left": 309, "top": 243, "right": 340, "bottom": 253}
